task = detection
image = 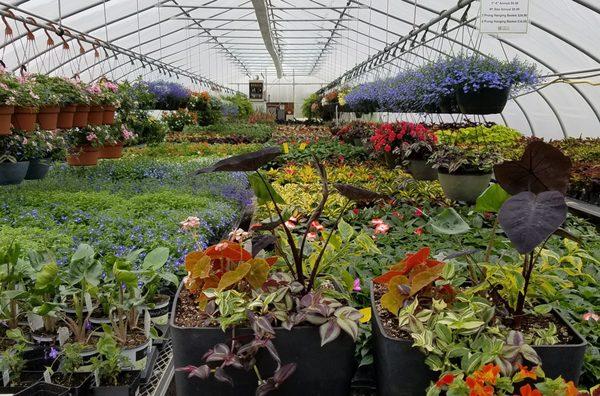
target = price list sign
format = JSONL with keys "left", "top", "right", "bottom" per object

{"left": 480, "top": 0, "right": 530, "bottom": 34}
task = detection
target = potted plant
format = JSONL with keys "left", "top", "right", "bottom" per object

{"left": 86, "top": 84, "right": 105, "bottom": 126}
{"left": 97, "top": 79, "right": 120, "bottom": 125}
{"left": 29, "top": 74, "right": 61, "bottom": 130}
{"left": 334, "top": 120, "right": 376, "bottom": 146}
{"left": 450, "top": 55, "right": 539, "bottom": 114}
{"left": 145, "top": 80, "right": 190, "bottom": 111}
{"left": 170, "top": 148, "right": 379, "bottom": 395}
{"left": 90, "top": 333, "right": 141, "bottom": 396}
{"left": 428, "top": 145, "right": 501, "bottom": 203}
{"left": 46, "top": 343, "right": 94, "bottom": 396}
{"left": 0, "top": 340, "right": 43, "bottom": 393}
{"left": 0, "top": 71, "right": 18, "bottom": 135}
{"left": 0, "top": 132, "right": 30, "bottom": 185}
{"left": 72, "top": 81, "right": 91, "bottom": 128}
{"left": 65, "top": 126, "right": 103, "bottom": 166}
{"left": 12, "top": 75, "right": 39, "bottom": 132}
{"left": 345, "top": 81, "right": 382, "bottom": 116}
{"left": 98, "top": 125, "right": 136, "bottom": 159}
{"left": 39, "top": 76, "right": 86, "bottom": 130}
{"left": 23, "top": 129, "right": 64, "bottom": 180}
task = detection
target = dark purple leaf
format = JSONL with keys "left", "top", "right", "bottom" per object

{"left": 553, "top": 228, "right": 581, "bottom": 244}
{"left": 214, "top": 367, "right": 233, "bottom": 386}
{"left": 333, "top": 183, "right": 387, "bottom": 202}
{"left": 498, "top": 191, "right": 567, "bottom": 253}
{"left": 196, "top": 146, "right": 283, "bottom": 174}
{"left": 255, "top": 316, "right": 275, "bottom": 335}
{"left": 264, "top": 340, "right": 281, "bottom": 365}
{"left": 251, "top": 235, "right": 277, "bottom": 257}
{"left": 251, "top": 219, "right": 283, "bottom": 232}
{"left": 256, "top": 380, "right": 277, "bottom": 396}
{"left": 494, "top": 141, "right": 572, "bottom": 195}
{"left": 273, "top": 363, "right": 297, "bottom": 384}
{"left": 176, "top": 365, "right": 210, "bottom": 379}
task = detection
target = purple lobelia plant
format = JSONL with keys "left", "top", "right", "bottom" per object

{"left": 144, "top": 80, "right": 191, "bottom": 110}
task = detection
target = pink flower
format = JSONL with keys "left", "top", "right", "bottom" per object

{"left": 22, "top": 137, "right": 28, "bottom": 145}
{"left": 374, "top": 223, "right": 390, "bottom": 235}
{"left": 414, "top": 227, "right": 423, "bottom": 236}
{"left": 180, "top": 216, "right": 200, "bottom": 231}
{"left": 284, "top": 221, "right": 296, "bottom": 230}
{"left": 121, "top": 127, "right": 136, "bottom": 141}
{"left": 414, "top": 208, "right": 424, "bottom": 217}
{"left": 86, "top": 133, "right": 97, "bottom": 142}
{"left": 353, "top": 278, "right": 362, "bottom": 292}
{"left": 371, "top": 218, "right": 385, "bottom": 226}
{"left": 307, "top": 232, "right": 317, "bottom": 241}
{"left": 311, "top": 221, "right": 324, "bottom": 231}
{"left": 229, "top": 228, "right": 250, "bottom": 242}
{"left": 214, "top": 242, "right": 228, "bottom": 252}
{"left": 583, "top": 312, "right": 599, "bottom": 321}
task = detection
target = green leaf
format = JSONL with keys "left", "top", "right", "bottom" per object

{"left": 428, "top": 208, "right": 470, "bottom": 235}
{"left": 337, "top": 219, "right": 355, "bottom": 241}
{"left": 35, "top": 262, "right": 59, "bottom": 290}
{"left": 475, "top": 184, "right": 510, "bottom": 213}
{"left": 159, "top": 272, "right": 179, "bottom": 286}
{"left": 142, "top": 247, "right": 170, "bottom": 271}
{"left": 71, "top": 244, "right": 94, "bottom": 262}
{"left": 248, "top": 172, "right": 285, "bottom": 205}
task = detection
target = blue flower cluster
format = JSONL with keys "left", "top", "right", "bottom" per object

{"left": 345, "top": 55, "right": 539, "bottom": 114}
{"left": 144, "top": 80, "right": 191, "bottom": 110}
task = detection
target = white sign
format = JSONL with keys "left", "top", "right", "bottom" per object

{"left": 480, "top": 0, "right": 530, "bottom": 34}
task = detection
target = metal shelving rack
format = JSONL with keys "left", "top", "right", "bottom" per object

{"left": 139, "top": 340, "right": 174, "bottom": 396}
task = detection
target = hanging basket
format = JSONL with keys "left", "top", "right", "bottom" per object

{"left": 0, "top": 105, "right": 14, "bottom": 135}
{"left": 73, "top": 105, "right": 90, "bottom": 128}
{"left": 456, "top": 86, "right": 511, "bottom": 115}
{"left": 439, "top": 95, "right": 460, "bottom": 114}
{"left": 57, "top": 105, "right": 77, "bottom": 129}
{"left": 67, "top": 145, "right": 99, "bottom": 166}
{"left": 102, "top": 105, "right": 116, "bottom": 125}
{"left": 37, "top": 105, "right": 60, "bottom": 130}
{"left": 98, "top": 142, "right": 123, "bottom": 159}
{"left": 88, "top": 105, "right": 104, "bottom": 126}
{"left": 12, "top": 106, "right": 38, "bottom": 132}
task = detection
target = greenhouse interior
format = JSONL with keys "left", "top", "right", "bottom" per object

{"left": 0, "top": 0, "right": 599, "bottom": 395}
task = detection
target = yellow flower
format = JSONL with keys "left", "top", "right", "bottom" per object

{"left": 359, "top": 307, "right": 371, "bottom": 323}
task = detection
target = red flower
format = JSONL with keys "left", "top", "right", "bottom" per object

{"left": 414, "top": 227, "right": 423, "bottom": 236}
{"left": 414, "top": 208, "right": 424, "bottom": 217}
{"left": 515, "top": 364, "right": 538, "bottom": 381}
{"left": 435, "top": 374, "right": 455, "bottom": 388}
{"left": 472, "top": 364, "right": 499, "bottom": 385}
{"left": 519, "top": 384, "right": 542, "bottom": 396}
{"left": 465, "top": 377, "right": 494, "bottom": 396}
{"left": 352, "top": 208, "right": 359, "bottom": 215}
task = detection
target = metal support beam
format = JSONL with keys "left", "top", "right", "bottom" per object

{"left": 251, "top": 0, "right": 282, "bottom": 78}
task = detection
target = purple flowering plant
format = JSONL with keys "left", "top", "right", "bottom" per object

{"left": 145, "top": 80, "right": 191, "bottom": 110}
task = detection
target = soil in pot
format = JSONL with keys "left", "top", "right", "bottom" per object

{"left": 98, "top": 143, "right": 124, "bottom": 159}
{"left": 11, "top": 106, "right": 38, "bottom": 132}
{"left": 88, "top": 105, "right": 104, "bottom": 126}
{"left": 437, "top": 169, "right": 492, "bottom": 203}
{"left": 67, "top": 146, "right": 99, "bottom": 166}
{"left": 57, "top": 105, "right": 76, "bottom": 129}
{"left": 73, "top": 105, "right": 90, "bottom": 128}
{"left": 0, "top": 104, "right": 14, "bottom": 135}
{"left": 16, "top": 381, "right": 70, "bottom": 396}
{"left": 456, "top": 86, "right": 511, "bottom": 115}
{"left": 91, "top": 370, "right": 141, "bottom": 396}
{"left": 119, "top": 329, "right": 151, "bottom": 371}
{"left": 172, "top": 287, "right": 356, "bottom": 396}
{"left": 0, "top": 370, "right": 43, "bottom": 394}
{"left": 37, "top": 105, "right": 60, "bottom": 130}
{"left": 103, "top": 105, "right": 116, "bottom": 125}
{"left": 51, "top": 372, "right": 93, "bottom": 396}
{"left": 0, "top": 161, "right": 30, "bottom": 185}
{"left": 407, "top": 159, "right": 438, "bottom": 181}
{"left": 24, "top": 158, "right": 50, "bottom": 180}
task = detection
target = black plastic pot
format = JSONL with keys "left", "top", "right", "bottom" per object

{"left": 50, "top": 372, "right": 94, "bottom": 396}
{"left": 0, "top": 371, "right": 43, "bottom": 394}
{"left": 370, "top": 286, "right": 436, "bottom": 396}
{"left": 91, "top": 370, "right": 141, "bottom": 396}
{"left": 140, "top": 346, "right": 158, "bottom": 384}
{"left": 532, "top": 310, "right": 587, "bottom": 384}
{"left": 16, "top": 381, "right": 70, "bottom": 395}
{"left": 0, "top": 161, "right": 29, "bottom": 185}
{"left": 456, "top": 86, "right": 511, "bottom": 114}
{"left": 439, "top": 95, "right": 460, "bottom": 113}
{"left": 24, "top": 158, "right": 50, "bottom": 180}
{"left": 170, "top": 282, "right": 356, "bottom": 396}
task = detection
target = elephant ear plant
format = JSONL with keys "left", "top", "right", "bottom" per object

{"left": 177, "top": 147, "right": 383, "bottom": 393}
{"left": 492, "top": 141, "right": 572, "bottom": 328}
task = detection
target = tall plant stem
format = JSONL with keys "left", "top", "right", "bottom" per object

{"left": 306, "top": 200, "right": 351, "bottom": 294}
{"left": 514, "top": 251, "right": 535, "bottom": 329}
{"left": 299, "top": 158, "right": 328, "bottom": 263}
{"left": 484, "top": 217, "right": 499, "bottom": 263}
{"left": 266, "top": 199, "right": 296, "bottom": 277}
{"left": 255, "top": 171, "right": 304, "bottom": 285}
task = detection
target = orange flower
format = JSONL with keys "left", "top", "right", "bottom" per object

{"left": 465, "top": 377, "right": 494, "bottom": 396}
{"left": 473, "top": 364, "right": 500, "bottom": 385}
{"left": 435, "top": 374, "right": 455, "bottom": 388}
{"left": 515, "top": 364, "right": 538, "bottom": 382}
{"left": 519, "top": 384, "right": 542, "bottom": 396}
{"left": 565, "top": 381, "right": 578, "bottom": 396}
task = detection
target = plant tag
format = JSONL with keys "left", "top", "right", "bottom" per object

{"left": 84, "top": 292, "right": 93, "bottom": 313}
{"left": 134, "top": 288, "right": 141, "bottom": 299}
{"left": 144, "top": 309, "right": 151, "bottom": 338}
{"left": 3, "top": 370, "right": 9, "bottom": 387}
{"left": 27, "top": 313, "right": 44, "bottom": 331}
{"left": 57, "top": 326, "right": 70, "bottom": 346}
{"left": 43, "top": 369, "right": 52, "bottom": 383}
{"left": 299, "top": 142, "right": 307, "bottom": 151}
{"left": 282, "top": 142, "right": 289, "bottom": 154}
{"left": 94, "top": 369, "right": 100, "bottom": 387}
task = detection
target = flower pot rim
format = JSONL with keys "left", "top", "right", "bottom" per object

{"left": 39, "top": 105, "right": 61, "bottom": 112}
{"left": 369, "top": 281, "right": 410, "bottom": 343}
{"left": 437, "top": 168, "right": 492, "bottom": 177}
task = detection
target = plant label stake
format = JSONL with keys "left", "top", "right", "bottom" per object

{"left": 57, "top": 327, "right": 70, "bottom": 346}
{"left": 144, "top": 310, "right": 151, "bottom": 338}
{"left": 2, "top": 370, "right": 9, "bottom": 387}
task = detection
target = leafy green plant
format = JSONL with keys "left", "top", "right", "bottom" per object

{"left": 90, "top": 333, "right": 132, "bottom": 386}
{"left": 428, "top": 145, "right": 502, "bottom": 174}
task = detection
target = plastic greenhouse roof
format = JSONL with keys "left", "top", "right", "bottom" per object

{"left": 0, "top": 0, "right": 599, "bottom": 138}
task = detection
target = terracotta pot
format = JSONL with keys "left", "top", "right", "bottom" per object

{"left": 37, "top": 105, "right": 60, "bottom": 130}
{"left": 0, "top": 105, "right": 14, "bottom": 135}
{"left": 57, "top": 104, "right": 77, "bottom": 129}
{"left": 102, "top": 105, "right": 116, "bottom": 125}
{"left": 67, "top": 145, "right": 99, "bottom": 166}
{"left": 88, "top": 105, "right": 104, "bottom": 126}
{"left": 73, "top": 105, "right": 90, "bottom": 128}
{"left": 98, "top": 142, "right": 123, "bottom": 159}
{"left": 12, "top": 106, "right": 38, "bottom": 132}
